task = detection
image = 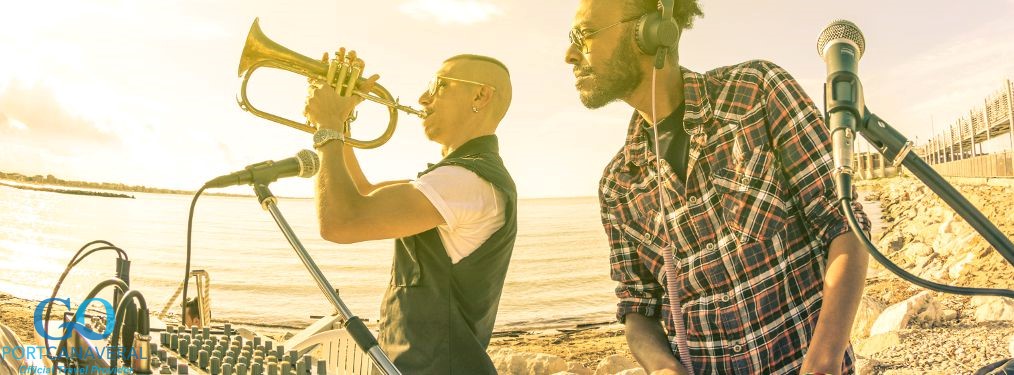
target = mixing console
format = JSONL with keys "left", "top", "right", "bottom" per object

{"left": 152, "top": 324, "right": 324, "bottom": 375}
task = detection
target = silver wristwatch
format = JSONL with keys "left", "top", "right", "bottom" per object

{"left": 313, "top": 128, "right": 344, "bottom": 149}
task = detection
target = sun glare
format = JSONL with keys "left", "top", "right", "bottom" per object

{"left": 398, "top": 0, "right": 503, "bottom": 25}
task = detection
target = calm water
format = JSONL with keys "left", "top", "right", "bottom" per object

{"left": 0, "top": 184, "right": 881, "bottom": 331}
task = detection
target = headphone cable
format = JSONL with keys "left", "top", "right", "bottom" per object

{"left": 651, "top": 67, "right": 695, "bottom": 374}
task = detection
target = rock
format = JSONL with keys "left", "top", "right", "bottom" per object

{"left": 902, "top": 242, "right": 933, "bottom": 263}
{"left": 490, "top": 350, "right": 568, "bottom": 375}
{"left": 878, "top": 231, "right": 906, "bottom": 253}
{"left": 854, "top": 356, "right": 881, "bottom": 375}
{"left": 914, "top": 254, "right": 935, "bottom": 271}
{"left": 615, "top": 369, "right": 646, "bottom": 375}
{"left": 594, "top": 355, "right": 637, "bottom": 375}
{"left": 970, "top": 296, "right": 1014, "bottom": 322}
{"left": 882, "top": 370, "right": 927, "bottom": 375}
{"left": 490, "top": 349, "right": 530, "bottom": 375}
{"left": 932, "top": 232, "right": 956, "bottom": 255}
{"left": 565, "top": 362, "right": 593, "bottom": 375}
{"left": 856, "top": 332, "right": 903, "bottom": 357}
{"left": 1009, "top": 334, "right": 1014, "bottom": 357}
{"left": 941, "top": 309, "right": 958, "bottom": 321}
{"left": 935, "top": 231, "right": 976, "bottom": 258}
{"left": 914, "top": 299, "right": 944, "bottom": 325}
{"left": 528, "top": 353, "right": 568, "bottom": 374}
{"left": 870, "top": 291, "right": 933, "bottom": 335}
{"left": 947, "top": 252, "right": 976, "bottom": 279}
{"left": 938, "top": 212, "right": 956, "bottom": 235}
{"left": 851, "top": 295, "right": 886, "bottom": 341}
{"left": 928, "top": 265, "right": 949, "bottom": 281}
{"left": 880, "top": 290, "right": 894, "bottom": 303}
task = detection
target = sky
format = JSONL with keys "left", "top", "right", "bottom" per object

{"left": 1, "top": 0, "right": 1013, "bottom": 198}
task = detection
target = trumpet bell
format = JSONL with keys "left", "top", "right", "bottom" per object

{"left": 238, "top": 18, "right": 326, "bottom": 79}
{"left": 236, "top": 17, "right": 423, "bottom": 149}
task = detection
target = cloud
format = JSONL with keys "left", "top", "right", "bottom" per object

{"left": 0, "top": 81, "right": 120, "bottom": 147}
{"left": 398, "top": 0, "right": 503, "bottom": 25}
{"left": 863, "top": 18, "right": 1014, "bottom": 142}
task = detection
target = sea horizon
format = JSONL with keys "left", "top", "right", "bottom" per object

{"left": 0, "top": 179, "right": 885, "bottom": 333}
{"left": 0, "top": 184, "right": 619, "bottom": 332}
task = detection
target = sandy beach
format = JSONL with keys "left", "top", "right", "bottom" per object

{"left": 3, "top": 176, "right": 1014, "bottom": 374}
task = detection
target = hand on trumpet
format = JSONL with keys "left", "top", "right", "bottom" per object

{"left": 304, "top": 48, "right": 380, "bottom": 133}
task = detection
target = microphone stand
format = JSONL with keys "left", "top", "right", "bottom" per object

{"left": 251, "top": 183, "right": 402, "bottom": 375}
{"left": 842, "top": 108, "right": 1014, "bottom": 298}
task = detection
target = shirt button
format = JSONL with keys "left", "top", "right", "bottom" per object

{"left": 705, "top": 243, "right": 716, "bottom": 251}
{"left": 732, "top": 344, "right": 743, "bottom": 353}
{"left": 688, "top": 196, "right": 699, "bottom": 204}
{"left": 740, "top": 177, "right": 749, "bottom": 184}
{"left": 721, "top": 293, "right": 730, "bottom": 303}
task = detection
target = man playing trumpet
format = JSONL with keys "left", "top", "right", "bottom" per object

{"left": 304, "top": 49, "right": 516, "bottom": 374}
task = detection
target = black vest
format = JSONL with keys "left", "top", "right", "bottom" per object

{"left": 377, "top": 135, "right": 518, "bottom": 374}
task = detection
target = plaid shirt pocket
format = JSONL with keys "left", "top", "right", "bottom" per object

{"left": 712, "top": 148, "right": 788, "bottom": 242}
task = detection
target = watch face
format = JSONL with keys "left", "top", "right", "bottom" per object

{"left": 314, "top": 129, "right": 338, "bottom": 148}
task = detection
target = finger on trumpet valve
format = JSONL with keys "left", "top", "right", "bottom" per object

{"left": 342, "top": 51, "right": 359, "bottom": 97}
{"left": 326, "top": 58, "right": 340, "bottom": 86}
{"left": 333, "top": 60, "right": 349, "bottom": 96}
{"left": 347, "top": 65, "right": 363, "bottom": 98}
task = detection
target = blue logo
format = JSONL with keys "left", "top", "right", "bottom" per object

{"left": 33, "top": 298, "right": 116, "bottom": 341}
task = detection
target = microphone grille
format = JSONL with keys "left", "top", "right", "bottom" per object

{"left": 295, "top": 149, "right": 320, "bottom": 178}
{"left": 817, "top": 19, "right": 865, "bottom": 58}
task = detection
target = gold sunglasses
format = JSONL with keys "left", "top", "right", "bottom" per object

{"left": 427, "top": 75, "right": 497, "bottom": 97}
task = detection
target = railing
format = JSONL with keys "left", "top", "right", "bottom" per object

{"left": 931, "top": 151, "right": 1014, "bottom": 178}
{"left": 918, "top": 79, "right": 1014, "bottom": 168}
{"left": 854, "top": 79, "right": 1013, "bottom": 180}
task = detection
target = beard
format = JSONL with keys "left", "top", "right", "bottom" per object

{"left": 576, "top": 38, "right": 643, "bottom": 109}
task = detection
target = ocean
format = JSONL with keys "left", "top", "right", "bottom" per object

{"left": 0, "top": 183, "right": 881, "bottom": 331}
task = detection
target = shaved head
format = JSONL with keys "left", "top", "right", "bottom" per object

{"left": 417, "top": 54, "right": 512, "bottom": 152}
{"left": 439, "top": 55, "right": 513, "bottom": 123}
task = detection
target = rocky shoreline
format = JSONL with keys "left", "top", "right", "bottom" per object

{"left": 0, "top": 181, "right": 134, "bottom": 199}
{"left": 847, "top": 177, "right": 1014, "bottom": 374}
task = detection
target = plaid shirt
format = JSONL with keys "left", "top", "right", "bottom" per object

{"left": 599, "top": 60, "right": 870, "bottom": 374}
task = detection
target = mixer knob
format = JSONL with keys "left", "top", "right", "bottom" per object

{"left": 211, "top": 356, "right": 222, "bottom": 375}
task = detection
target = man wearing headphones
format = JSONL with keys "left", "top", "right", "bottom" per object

{"left": 565, "top": 1, "right": 870, "bottom": 374}
{"left": 305, "top": 51, "right": 516, "bottom": 374}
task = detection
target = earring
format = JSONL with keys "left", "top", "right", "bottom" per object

{"left": 472, "top": 107, "right": 479, "bottom": 113}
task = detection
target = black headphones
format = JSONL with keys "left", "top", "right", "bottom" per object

{"left": 633, "top": 0, "right": 681, "bottom": 69}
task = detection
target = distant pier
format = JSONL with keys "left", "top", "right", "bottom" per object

{"left": 855, "top": 79, "right": 1014, "bottom": 180}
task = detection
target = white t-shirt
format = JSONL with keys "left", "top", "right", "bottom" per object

{"left": 411, "top": 166, "right": 506, "bottom": 264}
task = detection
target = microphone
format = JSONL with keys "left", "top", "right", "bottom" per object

{"left": 817, "top": 19, "right": 866, "bottom": 201}
{"left": 204, "top": 150, "right": 320, "bottom": 189}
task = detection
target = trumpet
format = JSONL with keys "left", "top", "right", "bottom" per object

{"left": 237, "top": 18, "right": 427, "bottom": 149}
